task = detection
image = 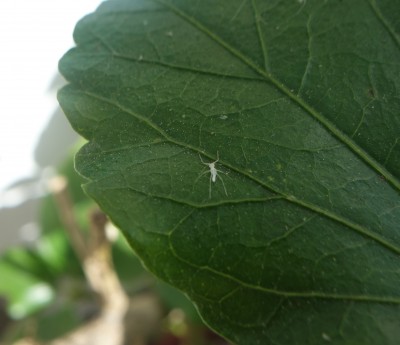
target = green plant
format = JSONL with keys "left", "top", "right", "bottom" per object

{"left": 58, "top": 1, "right": 400, "bottom": 344}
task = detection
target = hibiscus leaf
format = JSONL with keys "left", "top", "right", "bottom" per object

{"left": 58, "top": 0, "right": 400, "bottom": 344}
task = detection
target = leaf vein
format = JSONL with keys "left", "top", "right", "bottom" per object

{"left": 155, "top": 0, "right": 400, "bottom": 192}
{"left": 167, "top": 237, "right": 400, "bottom": 304}
{"left": 368, "top": 0, "right": 400, "bottom": 50}
{"left": 251, "top": 0, "right": 269, "bottom": 71}
{"left": 83, "top": 90, "right": 400, "bottom": 256}
{"left": 113, "top": 53, "right": 264, "bottom": 81}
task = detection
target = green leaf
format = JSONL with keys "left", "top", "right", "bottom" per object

{"left": 58, "top": 0, "right": 400, "bottom": 343}
{"left": 0, "top": 256, "right": 54, "bottom": 319}
{"left": 0, "top": 230, "right": 78, "bottom": 319}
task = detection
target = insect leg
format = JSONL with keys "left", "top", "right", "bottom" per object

{"left": 193, "top": 168, "right": 209, "bottom": 188}
{"left": 217, "top": 174, "right": 228, "bottom": 196}
{"left": 199, "top": 153, "right": 209, "bottom": 165}
{"left": 209, "top": 174, "right": 212, "bottom": 198}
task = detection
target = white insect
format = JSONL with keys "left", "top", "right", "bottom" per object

{"left": 198, "top": 151, "right": 228, "bottom": 198}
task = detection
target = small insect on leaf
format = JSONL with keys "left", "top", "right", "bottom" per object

{"left": 198, "top": 151, "right": 228, "bottom": 198}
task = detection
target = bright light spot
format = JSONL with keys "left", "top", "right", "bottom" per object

{"left": 10, "top": 283, "right": 54, "bottom": 319}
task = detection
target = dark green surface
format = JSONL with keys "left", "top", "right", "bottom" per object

{"left": 58, "top": 0, "right": 400, "bottom": 344}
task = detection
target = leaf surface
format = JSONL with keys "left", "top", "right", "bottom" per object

{"left": 58, "top": 0, "right": 400, "bottom": 344}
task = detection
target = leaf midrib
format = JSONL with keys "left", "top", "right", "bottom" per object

{"left": 155, "top": 0, "right": 400, "bottom": 192}
{"left": 81, "top": 90, "right": 400, "bottom": 256}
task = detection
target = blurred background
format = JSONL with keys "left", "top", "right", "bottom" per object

{"left": 0, "top": 0, "right": 101, "bottom": 251}
{"left": 0, "top": 1, "right": 229, "bottom": 344}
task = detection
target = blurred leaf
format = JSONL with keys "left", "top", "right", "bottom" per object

{"left": 0, "top": 248, "right": 55, "bottom": 285}
{"left": 36, "top": 229, "right": 82, "bottom": 277}
{"left": 0, "top": 230, "right": 81, "bottom": 319}
{"left": 0, "top": 255, "right": 54, "bottom": 319}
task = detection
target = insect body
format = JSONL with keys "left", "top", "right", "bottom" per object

{"left": 198, "top": 152, "right": 228, "bottom": 198}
